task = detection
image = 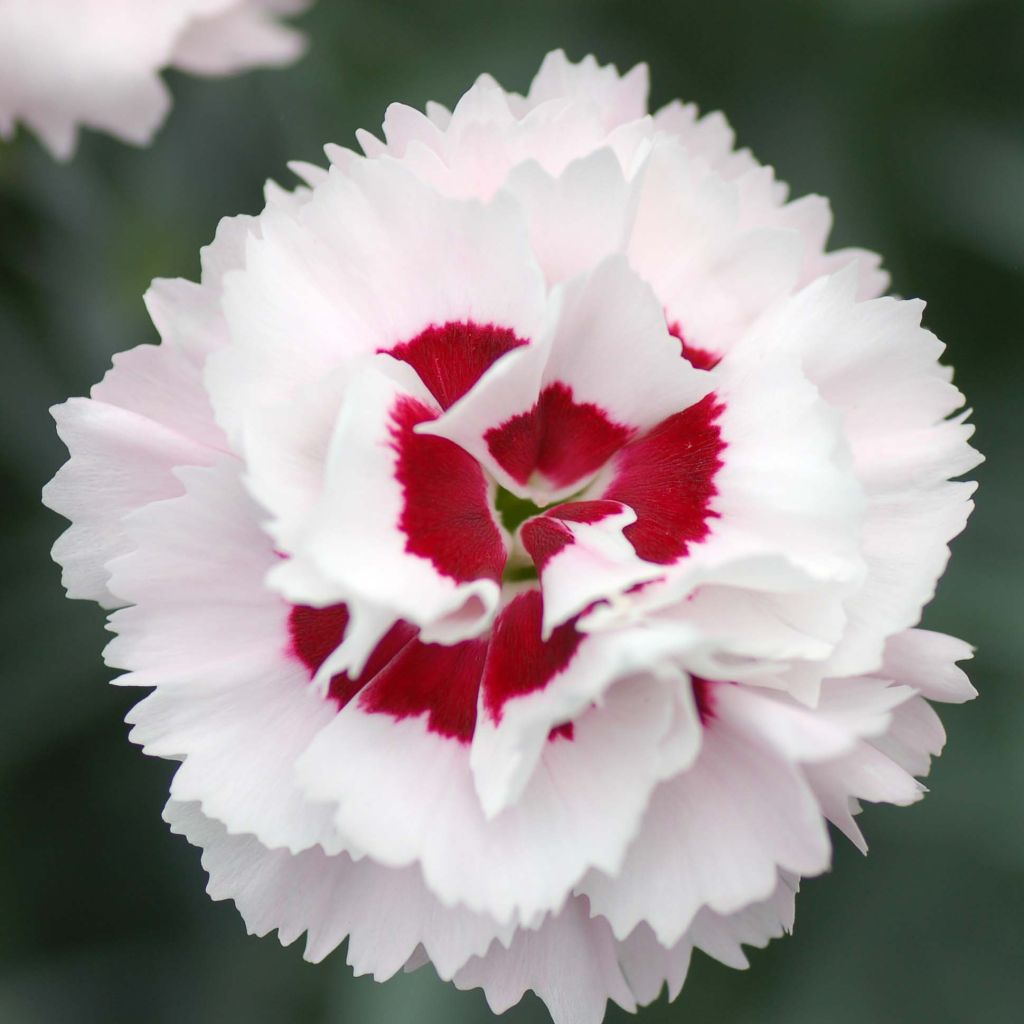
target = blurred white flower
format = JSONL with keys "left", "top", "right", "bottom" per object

{"left": 44, "top": 50, "right": 980, "bottom": 1023}
{"left": 0, "top": 0, "right": 311, "bottom": 159}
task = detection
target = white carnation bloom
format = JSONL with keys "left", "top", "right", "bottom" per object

{"left": 0, "top": 0, "right": 310, "bottom": 159}
{"left": 44, "top": 50, "right": 980, "bottom": 1023}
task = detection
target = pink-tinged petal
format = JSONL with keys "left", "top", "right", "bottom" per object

{"left": 710, "top": 684, "right": 859, "bottom": 765}
{"left": 881, "top": 628, "right": 977, "bottom": 703}
{"left": 377, "top": 101, "right": 447, "bottom": 157}
{"left": 425, "top": 255, "right": 711, "bottom": 503}
{"left": 582, "top": 684, "right": 831, "bottom": 946}
{"left": 652, "top": 100, "right": 758, "bottom": 181}
{"left": 453, "top": 897, "right": 636, "bottom": 1024}
{"left": 627, "top": 141, "right": 804, "bottom": 359}
{"left": 519, "top": 501, "right": 663, "bottom": 636}
{"left": 107, "top": 459, "right": 336, "bottom": 854}
{"left": 164, "top": 801, "right": 515, "bottom": 981}
{"left": 524, "top": 50, "right": 649, "bottom": 128}
{"left": 144, "top": 211, "right": 259, "bottom": 361}
{"left": 738, "top": 268, "right": 980, "bottom": 679}
{"left": 470, "top": 589, "right": 702, "bottom": 817}
{"left": 651, "top": 584, "right": 849, "bottom": 684}
{"left": 805, "top": 742, "right": 924, "bottom": 851}
{"left": 206, "top": 159, "right": 546, "bottom": 450}
{"left": 44, "top": 395, "right": 217, "bottom": 608}
{"left": 91, "top": 341, "right": 228, "bottom": 451}
{"left": 504, "top": 148, "right": 633, "bottom": 285}
{"left": 687, "top": 872, "right": 797, "bottom": 971}
{"left": 791, "top": 677, "right": 926, "bottom": 852}
{"left": 614, "top": 923, "right": 692, "bottom": 1007}
{"left": 297, "top": 668, "right": 699, "bottom": 925}
{"left": 870, "top": 696, "right": 947, "bottom": 778}
{"left": 169, "top": 2, "right": 308, "bottom": 77}
{"left": 272, "top": 359, "right": 505, "bottom": 655}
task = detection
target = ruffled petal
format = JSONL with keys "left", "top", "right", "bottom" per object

{"left": 297, "top": 664, "right": 699, "bottom": 924}
{"left": 453, "top": 897, "right": 636, "bottom": 1024}
{"left": 164, "top": 801, "right": 514, "bottom": 981}
{"left": 581, "top": 683, "right": 831, "bottom": 946}
{"left": 425, "top": 254, "right": 711, "bottom": 503}
{"left": 271, "top": 357, "right": 506, "bottom": 657}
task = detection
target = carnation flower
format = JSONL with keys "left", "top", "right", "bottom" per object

{"left": 44, "top": 50, "right": 980, "bottom": 1023}
{"left": 0, "top": 0, "right": 310, "bottom": 160}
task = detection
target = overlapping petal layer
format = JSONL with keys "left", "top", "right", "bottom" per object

{"left": 44, "top": 49, "right": 979, "bottom": 1024}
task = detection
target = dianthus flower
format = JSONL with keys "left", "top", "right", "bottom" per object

{"left": 0, "top": 0, "right": 310, "bottom": 159}
{"left": 44, "top": 51, "right": 980, "bottom": 1023}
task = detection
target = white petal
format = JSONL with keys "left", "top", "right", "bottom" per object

{"left": 881, "top": 628, "right": 977, "bottom": 703}
{"left": 106, "top": 458, "right": 340, "bottom": 853}
{"left": 44, "top": 396, "right": 216, "bottom": 607}
{"left": 453, "top": 897, "right": 636, "bottom": 1024}
{"left": 164, "top": 801, "right": 513, "bottom": 981}
{"left": 298, "top": 668, "right": 698, "bottom": 925}
{"left": 582, "top": 693, "right": 831, "bottom": 946}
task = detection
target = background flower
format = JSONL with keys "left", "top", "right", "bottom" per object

{"left": 0, "top": 0, "right": 312, "bottom": 160}
{"left": 2, "top": 3, "right": 1022, "bottom": 1023}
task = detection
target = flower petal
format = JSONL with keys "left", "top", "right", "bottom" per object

{"left": 272, "top": 358, "right": 506, "bottom": 656}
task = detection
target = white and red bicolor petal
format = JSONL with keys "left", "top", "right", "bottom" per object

{"left": 295, "top": 630, "right": 700, "bottom": 924}
{"left": 584, "top": 345, "right": 867, "bottom": 702}
{"left": 518, "top": 500, "right": 663, "bottom": 636}
{"left": 271, "top": 358, "right": 506, "bottom": 660}
{"left": 205, "top": 158, "right": 547, "bottom": 453}
{"left": 469, "top": 589, "right": 703, "bottom": 818}
{"left": 424, "top": 255, "right": 711, "bottom": 504}
{"left": 627, "top": 140, "right": 805, "bottom": 363}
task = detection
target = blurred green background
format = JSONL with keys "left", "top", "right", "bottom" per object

{"left": 1, "top": 1, "right": 1021, "bottom": 1022}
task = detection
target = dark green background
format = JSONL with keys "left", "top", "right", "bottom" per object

{"left": 1, "top": 1, "right": 1021, "bottom": 1021}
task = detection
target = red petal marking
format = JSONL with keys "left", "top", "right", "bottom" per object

{"left": 289, "top": 595, "right": 584, "bottom": 745}
{"left": 386, "top": 321, "right": 528, "bottom": 411}
{"left": 481, "top": 589, "right": 583, "bottom": 723}
{"left": 359, "top": 635, "right": 489, "bottom": 743}
{"left": 692, "top": 676, "right": 717, "bottom": 725}
{"left": 668, "top": 320, "right": 721, "bottom": 371}
{"left": 519, "top": 499, "right": 624, "bottom": 570}
{"left": 391, "top": 396, "right": 507, "bottom": 583}
{"left": 484, "top": 382, "right": 633, "bottom": 490}
{"left": 603, "top": 394, "right": 725, "bottom": 564}
{"left": 288, "top": 603, "right": 417, "bottom": 707}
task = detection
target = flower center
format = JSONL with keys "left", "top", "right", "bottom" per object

{"left": 286, "top": 318, "right": 727, "bottom": 747}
